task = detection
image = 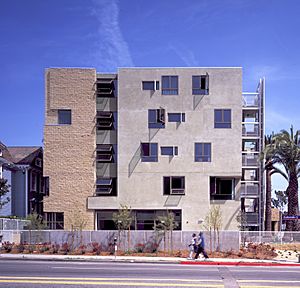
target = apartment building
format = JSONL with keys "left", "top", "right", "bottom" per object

{"left": 43, "top": 67, "right": 265, "bottom": 231}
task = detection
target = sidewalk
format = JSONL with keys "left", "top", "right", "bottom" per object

{"left": 1, "top": 253, "right": 300, "bottom": 266}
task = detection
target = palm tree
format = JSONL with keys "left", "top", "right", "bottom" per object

{"left": 262, "top": 126, "right": 300, "bottom": 231}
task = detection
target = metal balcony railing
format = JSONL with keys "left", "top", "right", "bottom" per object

{"left": 242, "top": 153, "right": 259, "bottom": 166}
{"left": 240, "top": 183, "right": 259, "bottom": 197}
{"left": 245, "top": 212, "right": 259, "bottom": 225}
{"left": 242, "top": 123, "right": 260, "bottom": 137}
{"left": 242, "top": 94, "right": 259, "bottom": 108}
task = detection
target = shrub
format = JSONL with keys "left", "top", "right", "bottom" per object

{"left": 2, "top": 241, "right": 13, "bottom": 253}
{"left": 134, "top": 243, "right": 145, "bottom": 253}
{"left": 51, "top": 244, "right": 60, "bottom": 254}
{"left": 90, "top": 242, "right": 101, "bottom": 255}
{"left": 60, "top": 242, "right": 71, "bottom": 255}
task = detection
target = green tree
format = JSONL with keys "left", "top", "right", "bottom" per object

{"left": 0, "top": 178, "right": 10, "bottom": 209}
{"left": 26, "top": 212, "right": 47, "bottom": 230}
{"left": 262, "top": 126, "right": 300, "bottom": 231}
{"left": 272, "top": 190, "right": 288, "bottom": 212}
{"left": 112, "top": 204, "right": 133, "bottom": 251}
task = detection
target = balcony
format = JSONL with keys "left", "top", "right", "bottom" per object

{"left": 242, "top": 93, "right": 259, "bottom": 108}
{"left": 245, "top": 212, "right": 259, "bottom": 225}
{"left": 240, "top": 183, "right": 259, "bottom": 197}
{"left": 242, "top": 123, "right": 260, "bottom": 137}
{"left": 242, "top": 153, "right": 259, "bottom": 166}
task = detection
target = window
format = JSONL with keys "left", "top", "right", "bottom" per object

{"left": 31, "top": 172, "right": 37, "bottom": 192}
{"left": 214, "top": 109, "right": 231, "bottom": 128}
{"left": 96, "top": 178, "right": 117, "bottom": 196}
{"left": 195, "top": 143, "right": 211, "bottom": 162}
{"left": 42, "top": 176, "right": 49, "bottom": 196}
{"left": 168, "top": 113, "right": 185, "bottom": 123}
{"left": 141, "top": 143, "right": 158, "bottom": 162}
{"left": 97, "top": 111, "right": 115, "bottom": 130}
{"left": 162, "top": 76, "right": 178, "bottom": 95}
{"left": 45, "top": 212, "right": 64, "bottom": 230}
{"left": 96, "top": 209, "right": 182, "bottom": 231}
{"left": 161, "top": 146, "right": 178, "bottom": 156}
{"left": 148, "top": 109, "right": 165, "bottom": 128}
{"left": 142, "top": 81, "right": 155, "bottom": 90}
{"left": 163, "top": 176, "right": 185, "bottom": 195}
{"left": 96, "top": 144, "right": 115, "bottom": 163}
{"left": 58, "top": 109, "right": 71, "bottom": 125}
{"left": 35, "top": 158, "right": 42, "bottom": 168}
{"left": 192, "top": 74, "right": 209, "bottom": 95}
{"left": 210, "top": 177, "right": 234, "bottom": 200}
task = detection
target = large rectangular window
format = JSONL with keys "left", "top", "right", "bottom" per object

{"left": 141, "top": 143, "right": 158, "bottom": 162}
{"left": 45, "top": 212, "right": 64, "bottom": 230}
{"left": 210, "top": 177, "right": 235, "bottom": 200}
{"left": 162, "top": 76, "right": 178, "bottom": 95}
{"left": 58, "top": 109, "right": 71, "bottom": 125}
{"left": 163, "top": 176, "right": 185, "bottom": 195}
{"left": 148, "top": 109, "right": 165, "bottom": 128}
{"left": 192, "top": 75, "right": 209, "bottom": 95}
{"left": 195, "top": 143, "right": 211, "bottom": 162}
{"left": 96, "top": 209, "right": 181, "bottom": 230}
{"left": 214, "top": 109, "right": 231, "bottom": 128}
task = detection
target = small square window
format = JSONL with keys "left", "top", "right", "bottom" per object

{"left": 163, "top": 176, "right": 185, "bottom": 195}
{"left": 195, "top": 143, "right": 211, "bottom": 162}
{"left": 141, "top": 143, "right": 158, "bottom": 162}
{"left": 148, "top": 109, "right": 165, "bottom": 129}
{"left": 192, "top": 74, "right": 209, "bottom": 95}
{"left": 58, "top": 109, "right": 72, "bottom": 125}
{"left": 214, "top": 109, "right": 231, "bottom": 128}
{"left": 162, "top": 76, "right": 178, "bottom": 95}
{"left": 142, "top": 81, "right": 155, "bottom": 90}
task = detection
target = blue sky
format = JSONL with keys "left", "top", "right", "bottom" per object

{"left": 1, "top": 0, "right": 299, "bottom": 191}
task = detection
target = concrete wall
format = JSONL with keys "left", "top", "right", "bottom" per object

{"left": 43, "top": 68, "right": 96, "bottom": 230}
{"left": 94, "top": 68, "right": 242, "bottom": 230}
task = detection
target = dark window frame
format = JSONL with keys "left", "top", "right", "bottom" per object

{"left": 96, "top": 177, "right": 117, "bottom": 196}
{"left": 58, "top": 109, "right": 72, "bottom": 125}
{"left": 163, "top": 176, "right": 185, "bottom": 195}
{"left": 141, "top": 143, "right": 158, "bottom": 162}
{"left": 142, "top": 81, "right": 155, "bottom": 90}
{"left": 45, "top": 212, "right": 64, "bottom": 230}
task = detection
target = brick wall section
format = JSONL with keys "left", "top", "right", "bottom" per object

{"left": 44, "top": 68, "right": 96, "bottom": 230}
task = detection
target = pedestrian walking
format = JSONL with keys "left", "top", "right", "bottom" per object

{"left": 187, "top": 233, "right": 197, "bottom": 259}
{"left": 194, "top": 232, "right": 209, "bottom": 260}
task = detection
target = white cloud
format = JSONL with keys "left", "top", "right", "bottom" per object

{"left": 168, "top": 44, "right": 199, "bottom": 66}
{"left": 90, "top": 0, "right": 134, "bottom": 72}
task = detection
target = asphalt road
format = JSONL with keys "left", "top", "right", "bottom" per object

{"left": 0, "top": 260, "right": 300, "bottom": 288}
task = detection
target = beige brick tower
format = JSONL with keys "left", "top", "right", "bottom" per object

{"left": 43, "top": 68, "right": 96, "bottom": 230}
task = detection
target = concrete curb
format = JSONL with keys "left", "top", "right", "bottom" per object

{"left": 1, "top": 254, "right": 299, "bottom": 267}
{"left": 181, "top": 260, "right": 300, "bottom": 267}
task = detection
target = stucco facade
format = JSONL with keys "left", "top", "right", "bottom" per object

{"left": 44, "top": 67, "right": 264, "bottom": 231}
